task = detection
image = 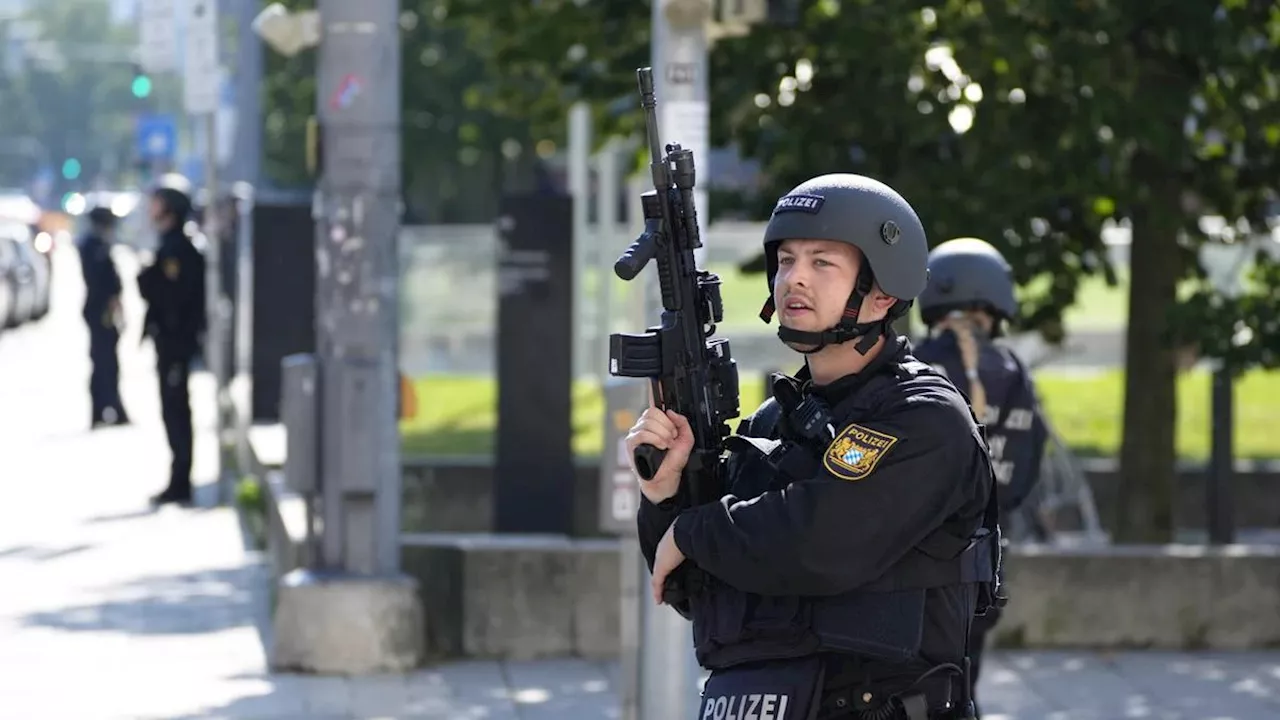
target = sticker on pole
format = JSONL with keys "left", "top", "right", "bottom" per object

{"left": 329, "top": 74, "right": 364, "bottom": 111}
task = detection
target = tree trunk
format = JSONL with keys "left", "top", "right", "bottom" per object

{"left": 1114, "top": 159, "right": 1182, "bottom": 543}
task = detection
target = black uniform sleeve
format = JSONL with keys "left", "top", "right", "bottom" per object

{"left": 670, "top": 404, "right": 982, "bottom": 597}
{"left": 636, "top": 494, "right": 683, "bottom": 570}
{"left": 989, "top": 362, "right": 1049, "bottom": 511}
{"left": 78, "top": 244, "right": 93, "bottom": 287}
{"left": 188, "top": 247, "right": 207, "bottom": 334}
{"left": 105, "top": 251, "right": 122, "bottom": 298}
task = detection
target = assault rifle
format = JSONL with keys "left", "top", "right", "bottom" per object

{"left": 610, "top": 67, "right": 742, "bottom": 603}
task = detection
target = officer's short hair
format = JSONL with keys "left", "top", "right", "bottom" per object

{"left": 152, "top": 186, "right": 193, "bottom": 222}
{"left": 88, "top": 207, "right": 117, "bottom": 228}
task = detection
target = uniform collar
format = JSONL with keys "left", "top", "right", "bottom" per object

{"left": 159, "top": 227, "right": 187, "bottom": 247}
{"left": 798, "top": 332, "right": 910, "bottom": 405}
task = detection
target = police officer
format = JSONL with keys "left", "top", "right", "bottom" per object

{"left": 912, "top": 238, "right": 1049, "bottom": 716}
{"left": 78, "top": 207, "right": 130, "bottom": 428}
{"left": 628, "top": 175, "right": 1002, "bottom": 720}
{"left": 138, "top": 180, "right": 206, "bottom": 506}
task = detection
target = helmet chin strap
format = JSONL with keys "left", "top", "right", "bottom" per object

{"left": 760, "top": 267, "right": 896, "bottom": 356}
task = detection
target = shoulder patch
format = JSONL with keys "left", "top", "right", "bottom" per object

{"left": 162, "top": 258, "right": 180, "bottom": 280}
{"left": 823, "top": 423, "right": 900, "bottom": 481}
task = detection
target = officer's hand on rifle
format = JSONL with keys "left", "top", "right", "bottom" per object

{"left": 625, "top": 406, "right": 694, "bottom": 503}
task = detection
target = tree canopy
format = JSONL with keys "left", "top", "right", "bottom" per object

{"left": 263, "top": 0, "right": 590, "bottom": 221}
{"left": 0, "top": 1, "right": 156, "bottom": 196}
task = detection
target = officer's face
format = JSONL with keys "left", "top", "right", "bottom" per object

{"left": 774, "top": 239, "right": 861, "bottom": 331}
{"left": 149, "top": 197, "right": 172, "bottom": 232}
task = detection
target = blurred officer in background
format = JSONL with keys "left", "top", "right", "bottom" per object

{"left": 913, "top": 237, "right": 1050, "bottom": 717}
{"left": 138, "top": 178, "right": 205, "bottom": 506}
{"left": 630, "top": 175, "right": 1003, "bottom": 720}
{"left": 78, "top": 207, "right": 130, "bottom": 429}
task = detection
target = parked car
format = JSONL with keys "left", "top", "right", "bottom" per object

{"left": 0, "top": 242, "right": 13, "bottom": 330}
{"left": 12, "top": 230, "right": 50, "bottom": 320}
{"left": 0, "top": 235, "right": 34, "bottom": 327}
{"left": 0, "top": 190, "right": 52, "bottom": 285}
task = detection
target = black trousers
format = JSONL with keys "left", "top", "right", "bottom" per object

{"left": 968, "top": 606, "right": 1003, "bottom": 718}
{"left": 157, "top": 348, "right": 193, "bottom": 494}
{"left": 88, "top": 322, "right": 126, "bottom": 422}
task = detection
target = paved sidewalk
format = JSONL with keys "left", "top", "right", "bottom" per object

{"left": 2, "top": 246, "right": 1278, "bottom": 719}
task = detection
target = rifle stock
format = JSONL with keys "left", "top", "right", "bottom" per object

{"left": 609, "top": 67, "right": 743, "bottom": 605}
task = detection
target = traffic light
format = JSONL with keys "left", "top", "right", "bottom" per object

{"left": 61, "top": 158, "right": 81, "bottom": 180}
{"left": 131, "top": 65, "right": 153, "bottom": 98}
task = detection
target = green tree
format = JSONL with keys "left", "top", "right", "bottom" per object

{"left": 260, "top": 0, "right": 316, "bottom": 187}
{"left": 443, "top": 0, "right": 650, "bottom": 147}
{"left": 905, "top": 0, "right": 1280, "bottom": 542}
{"left": 2, "top": 2, "right": 153, "bottom": 193}
{"left": 715, "top": 1, "right": 1280, "bottom": 542}
{"left": 0, "top": 67, "right": 40, "bottom": 185}
{"left": 437, "top": 0, "right": 1280, "bottom": 542}
{"left": 262, "top": 0, "right": 567, "bottom": 221}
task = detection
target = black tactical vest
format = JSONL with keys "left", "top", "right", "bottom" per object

{"left": 688, "top": 359, "right": 1004, "bottom": 671}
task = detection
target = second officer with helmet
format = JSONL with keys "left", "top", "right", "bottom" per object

{"left": 913, "top": 237, "right": 1050, "bottom": 717}
{"left": 626, "top": 174, "right": 1002, "bottom": 719}
{"left": 914, "top": 237, "right": 1049, "bottom": 534}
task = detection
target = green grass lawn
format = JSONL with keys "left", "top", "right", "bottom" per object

{"left": 399, "top": 369, "right": 1280, "bottom": 461}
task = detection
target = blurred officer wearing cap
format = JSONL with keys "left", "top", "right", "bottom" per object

{"left": 78, "top": 206, "right": 130, "bottom": 428}
{"left": 137, "top": 180, "right": 205, "bottom": 506}
{"left": 627, "top": 175, "right": 1003, "bottom": 719}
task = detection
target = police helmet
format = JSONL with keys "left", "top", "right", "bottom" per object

{"left": 151, "top": 173, "right": 194, "bottom": 222}
{"left": 759, "top": 173, "right": 929, "bottom": 353}
{"left": 918, "top": 237, "right": 1018, "bottom": 328}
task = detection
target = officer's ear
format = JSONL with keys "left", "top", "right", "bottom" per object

{"left": 867, "top": 284, "right": 899, "bottom": 315}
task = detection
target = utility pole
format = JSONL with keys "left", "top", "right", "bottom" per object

{"left": 630, "top": 3, "right": 772, "bottom": 717}
{"left": 230, "top": 0, "right": 266, "bottom": 483}
{"left": 629, "top": 4, "right": 715, "bottom": 717}
{"left": 262, "top": 0, "right": 423, "bottom": 674}
{"left": 184, "top": 0, "right": 227, "bottom": 501}
{"left": 1198, "top": 240, "right": 1249, "bottom": 546}
{"left": 313, "top": 0, "right": 404, "bottom": 578}
{"left": 231, "top": 0, "right": 264, "bottom": 187}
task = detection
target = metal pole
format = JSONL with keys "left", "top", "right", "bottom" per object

{"left": 233, "top": 181, "right": 255, "bottom": 477}
{"left": 568, "top": 102, "right": 592, "bottom": 381}
{"left": 202, "top": 112, "right": 227, "bottom": 502}
{"left": 231, "top": 0, "right": 263, "bottom": 187}
{"left": 641, "top": 596, "right": 699, "bottom": 719}
{"left": 597, "top": 141, "right": 619, "bottom": 371}
{"left": 640, "top": 2, "right": 711, "bottom": 716}
{"left": 652, "top": 0, "right": 711, "bottom": 268}
{"left": 1207, "top": 363, "right": 1236, "bottom": 544}
{"left": 619, "top": 527, "right": 643, "bottom": 720}
{"left": 315, "top": 0, "right": 403, "bottom": 576}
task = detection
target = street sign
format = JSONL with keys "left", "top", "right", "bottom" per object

{"left": 135, "top": 114, "right": 177, "bottom": 162}
{"left": 183, "top": 0, "right": 220, "bottom": 115}
{"left": 138, "top": 0, "right": 178, "bottom": 73}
